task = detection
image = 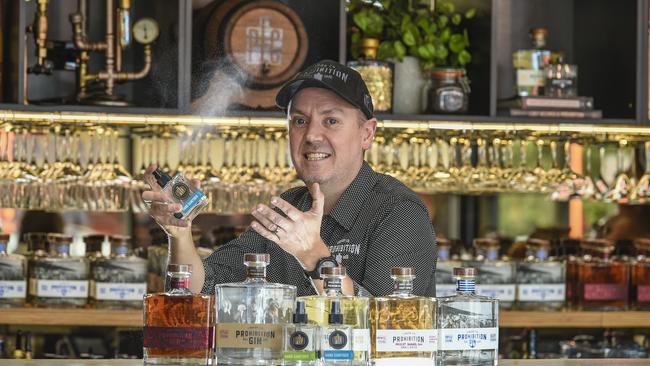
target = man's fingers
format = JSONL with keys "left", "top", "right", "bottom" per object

{"left": 142, "top": 190, "right": 170, "bottom": 203}
{"left": 144, "top": 164, "right": 163, "bottom": 192}
{"left": 157, "top": 215, "right": 190, "bottom": 228}
{"left": 251, "top": 221, "right": 279, "bottom": 243}
{"left": 270, "top": 196, "right": 301, "bottom": 221}
{"left": 251, "top": 207, "right": 280, "bottom": 232}
{"left": 150, "top": 202, "right": 182, "bottom": 216}
{"left": 253, "top": 204, "right": 290, "bottom": 230}
{"left": 308, "top": 183, "right": 324, "bottom": 215}
{"left": 191, "top": 179, "right": 201, "bottom": 189}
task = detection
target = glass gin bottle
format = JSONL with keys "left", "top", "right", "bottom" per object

{"left": 143, "top": 264, "right": 215, "bottom": 365}
{"left": 0, "top": 234, "right": 27, "bottom": 307}
{"left": 512, "top": 28, "right": 552, "bottom": 97}
{"left": 632, "top": 238, "right": 650, "bottom": 310}
{"left": 436, "top": 238, "right": 463, "bottom": 298}
{"left": 321, "top": 299, "right": 354, "bottom": 365}
{"left": 91, "top": 235, "right": 147, "bottom": 309}
{"left": 471, "top": 238, "right": 515, "bottom": 309}
{"left": 300, "top": 266, "right": 370, "bottom": 365}
{"left": 283, "top": 300, "right": 319, "bottom": 365}
{"left": 371, "top": 267, "right": 437, "bottom": 365}
{"left": 28, "top": 233, "right": 89, "bottom": 308}
{"left": 577, "top": 239, "right": 629, "bottom": 311}
{"left": 215, "top": 253, "right": 296, "bottom": 365}
{"left": 515, "top": 238, "right": 566, "bottom": 310}
{"left": 437, "top": 267, "right": 499, "bottom": 366}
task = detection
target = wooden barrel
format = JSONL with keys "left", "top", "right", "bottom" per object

{"left": 201, "top": 0, "right": 308, "bottom": 108}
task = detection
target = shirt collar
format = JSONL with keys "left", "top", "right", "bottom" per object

{"left": 327, "top": 161, "right": 379, "bottom": 231}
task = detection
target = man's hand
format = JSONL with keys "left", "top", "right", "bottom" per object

{"left": 250, "top": 183, "right": 330, "bottom": 271}
{"left": 142, "top": 164, "right": 195, "bottom": 237}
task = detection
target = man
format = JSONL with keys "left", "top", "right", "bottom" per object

{"left": 143, "top": 60, "right": 436, "bottom": 296}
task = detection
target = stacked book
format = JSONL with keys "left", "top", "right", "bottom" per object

{"left": 499, "top": 96, "right": 602, "bottom": 119}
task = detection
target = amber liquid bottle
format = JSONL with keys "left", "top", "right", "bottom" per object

{"left": 143, "top": 264, "right": 215, "bottom": 365}
{"left": 632, "top": 238, "right": 650, "bottom": 310}
{"left": 577, "top": 239, "right": 629, "bottom": 311}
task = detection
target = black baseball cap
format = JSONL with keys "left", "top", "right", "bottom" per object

{"left": 276, "top": 60, "right": 374, "bottom": 119}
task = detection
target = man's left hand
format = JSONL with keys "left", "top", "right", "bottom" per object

{"left": 250, "top": 183, "right": 331, "bottom": 271}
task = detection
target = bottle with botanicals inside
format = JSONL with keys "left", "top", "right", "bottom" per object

{"left": 0, "top": 234, "right": 27, "bottom": 307}
{"left": 149, "top": 168, "right": 208, "bottom": 221}
{"left": 300, "top": 266, "right": 370, "bottom": 365}
{"left": 516, "top": 238, "right": 565, "bottom": 310}
{"left": 437, "top": 267, "right": 499, "bottom": 366}
{"left": 321, "top": 299, "right": 354, "bottom": 365}
{"left": 471, "top": 238, "right": 515, "bottom": 309}
{"left": 215, "top": 253, "right": 296, "bottom": 365}
{"left": 435, "top": 238, "right": 463, "bottom": 298}
{"left": 143, "top": 264, "right": 214, "bottom": 365}
{"left": 283, "top": 300, "right": 319, "bottom": 365}
{"left": 371, "top": 267, "right": 437, "bottom": 365}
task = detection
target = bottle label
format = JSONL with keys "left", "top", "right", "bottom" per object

{"left": 638, "top": 285, "right": 650, "bottom": 302}
{"left": 476, "top": 284, "right": 516, "bottom": 301}
{"left": 436, "top": 283, "right": 457, "bottom": 298}
{"left": 0, "top": 280, "right": 26, "bottom": 299}
{"left": 322, "top": 330, "right": 353, "bottom": 360}
{"left": 29, "top": 279, "right": 88, "bottom": 298}
{"left": 352, "top": 328, "right": 370, "bottom": 352}
{"left": 375, "top": 329, "right": 438, "bottom": 352}
{"left": 584, "top": 283, "right": 627, "bottom": 301}
{"left": 144, "top": 326, "right": 214, "bottom": 349}
{"left": 439, "top": 328, "right": 499, "bottom": 351}
{"left": 216, "top": 323, "right": 283, "bottom": 350}
{"left": 283, "top": 351, "right": 317, "bottom": 361}
{"left": 374, "top": 358, "right": 437, "bottom": 366}
{"left": 181, "top": 190, "right": 207, "bottom": 216}
{"left": 517, "top": 69, "right": 545, "bottom": 87}
{"left": 92, "top": 282, "right": 147, "bottom": 301}
{"left": 517, "top": 284, "right": 565, "bottom": 302}
{"left": 323, "top": 350, "right": 354, "bottom": 360}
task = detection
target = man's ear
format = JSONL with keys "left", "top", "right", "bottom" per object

{"left": 361, "top": 118, "right": 378, "bottom": 151}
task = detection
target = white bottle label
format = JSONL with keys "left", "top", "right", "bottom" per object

{"left": 352, "top": 328, "right": 370, "bottom": 352}
{"left": 376, "top": 329, "right": 438, "bottom": 352}
{"left": 436, "top": 284, "right": 457, "bottom": 298}
{"left": 0, "top": 280, "right": 27, "bottom": 299}
{"left": 517, "top": 69, "right": 545, "bottom": 87}
{"left": 439, "top": 328, "right": 499, "bottom": 351}
{"left": 374, "top": 358, "right": 435, "bottom": 366}
{"left": 517, "top": 284, "right": 565, "bottom": 302}
{"left": 31, "top": 279, "right": 88, "bottom": 298}
{"left": 476, "top": 284, "right": 516, "bottom": 301}
{"left": 94, "top": 282, "right": 147, "bottom": 301}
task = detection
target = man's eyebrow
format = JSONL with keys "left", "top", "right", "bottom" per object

{"left": 319, "top": 107, "right": 346, "bottom": 115}
{"left": 289, "top": 107, "right": 308, "bottom": 116}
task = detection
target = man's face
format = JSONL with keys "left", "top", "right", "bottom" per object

{"left": 288, "top": 87, "right": 376, "bottom": 187}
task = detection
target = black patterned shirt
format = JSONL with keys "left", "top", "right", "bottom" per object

{"left": 201, "top": 161, "right": 437, "bottom": 297}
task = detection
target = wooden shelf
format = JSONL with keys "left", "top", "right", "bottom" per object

{"left": 3, "top": 308, "right": 650, "bottom": 328}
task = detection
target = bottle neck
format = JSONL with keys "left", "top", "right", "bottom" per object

{"left": 527, "top": 247, "right": 549, "bottom": 261}
{"left": 456, "top": 278, "right": 476, "bottom": 294}
{"left": 478, "top": 247, "right": 499, "bottom": 261}
{"left": 168, "top": 274, "right": 191, "bottom": 294}
{"left": 323, "top": 277, "right": 343, "bottom": 296}
{"left": 0, "top": 243, "right": 7, "bottom": 255}
{"left": 392, "top": 279, "right": 414, "bottom": 296}
{"left": 438, "top": 246, "right": 450, "bottom": 261}
{"left": 246, "top": 265, "right": 267, "bottom": 281}
{"left": 54, "top": 244, "right": 70, "bottom": 258}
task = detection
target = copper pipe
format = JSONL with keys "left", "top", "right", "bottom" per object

{"left": 105, "top": 0, "right": 115, "bottom": 95}
{"left": 117, "top": 45, "right": 152, "bottom": 80}
{"left": 34, "top": 0, "right": 49, "bottom": 69}
{"left": 116, "top": 0, "right": 132, "bottom": 73}
{"left": 70, "top": 0, "right": 107, "bottom": 51}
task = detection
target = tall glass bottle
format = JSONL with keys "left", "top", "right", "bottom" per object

{"left": 436, "top": 238, "right": 463, "bottom": 298}
{"left": 513, "top": 28, "right": 552, "bottom": 97}
{"left": 91, "top": 235, "right": 147, "bottom": 309}
{"left": 0, "top": 234, "right": 27, "bottom": 307}
{"left": 283, "top": 300, "right": 319, "bottom": 365}
{"left": 321, "top": 299, "right": 354, "bottom": 365}
{"left": 577, "top": 239, "right": 629, "bottom": 311}
{"left": 143, "top": 264, "right": 215, "bottom": 365}
{"left": 632, "top": 238, "right": 650, "bottom": 310}
{"left": 300, "top": 267, "right": 370, "bottom": 365}
{"left": 84, "top": 234, "right": 105, "bottom": 262}
{"left": 28, "top": 233, "right": 89, "bottom": 308}
{"left": 147, "top": 227, "right": 168, "bottom": 293}
{"left": 516, "top": 238, "right": 566, "bottom": 310}
{"left": 437, "top": 267, "right": 499, "bottom": 366}
{"left": 215, "top": 253, "right": 296, "bottom": 365}
{"left": 471, "top": 238, "right": 515, "bottom": 309}
{"left": 371, "top": 267, "right": 437, "bottom": 364}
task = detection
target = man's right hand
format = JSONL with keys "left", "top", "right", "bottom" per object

{"left": 142, "top": 164, "right": 192, "bottom": 237}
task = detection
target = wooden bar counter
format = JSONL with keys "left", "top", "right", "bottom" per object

{"left": 2, "top": 359, "right": 650, "bottom": 365}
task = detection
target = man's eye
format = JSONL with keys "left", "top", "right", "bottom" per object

{"left": 293, "top": 117, "right": 307, "bottom": 126}
{"left": 325, "top": 118, "right": 338, "bottom": 125}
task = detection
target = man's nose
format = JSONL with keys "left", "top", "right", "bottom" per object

{"left": 304, "top": 119, "right": 325, "bottom": 143}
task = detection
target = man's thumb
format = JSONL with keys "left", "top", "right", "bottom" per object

{"left": 309, "top": 183, "right": 324, "bottom": 214}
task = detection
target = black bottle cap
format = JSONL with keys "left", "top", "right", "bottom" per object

{"left": 293, "top": 300, "right": 308, "bottom": 324}
{"left": 153, "top": 168, "right": 172, "bottom": 188}
{"left": 328, "top": 300, "right": 344, "bottom": 325}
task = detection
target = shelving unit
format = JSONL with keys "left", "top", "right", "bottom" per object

{"left": 3, "top": 308, "right": 650, "bottom": 328}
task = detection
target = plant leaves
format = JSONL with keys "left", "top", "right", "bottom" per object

{"left": 435, "top": 44, "right": 448, "bottom": 60}
{"left": 394, "top": 40, "right": 407, "bottom": 59}
{"left": 452, "top": 14, "right": 462, "bottom": 26}
{"left": 449, "top": 33, "right": 466, "bottom": 53}
{"left": 458, "top": 49, "right": 472, "bottom": 65}
{"left": 440, "top": 27, "right": 451, "bottom": 42}
{"left": 403, "top": 29, "right": 416, "bottom": 46}
{"left": 353, "top": 12, "right": 368, "bottom": 33}
{"left": 437, "top": 14, "right": 448, "bottom": 28}
{"left": 465, "top": 8, "right": 476, "bottom": 19}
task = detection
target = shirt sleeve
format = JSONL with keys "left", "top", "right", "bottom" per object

{"left": 361, "top": 200, "right": 437, "bottom": 297}
{"left": 200, "top": 228, "right": 267, "bottom": 295}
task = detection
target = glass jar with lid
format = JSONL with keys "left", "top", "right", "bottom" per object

{"left": 424, "top": 68, "right": 470, "bottom": 114}
{"left": 577, "top": 239, "right": 629, "bottom": 311}
{"left": 347, "top": 38, "right": 393, "bottom": 114}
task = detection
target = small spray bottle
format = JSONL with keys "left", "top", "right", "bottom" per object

{"left": 151, "top": 168, "right": 208, "bottom": 221}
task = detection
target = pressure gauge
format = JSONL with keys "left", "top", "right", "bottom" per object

{"left": 133, "top": 18, "right": 159, "bottom": 45}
